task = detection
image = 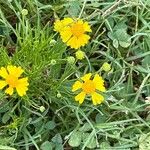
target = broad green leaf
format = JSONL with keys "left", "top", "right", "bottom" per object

{"left": 105, "top": 18, "right": 115, "bottom": 30}
{"left": 108, "top": 29, "right": 131, "bottom": 48}
{"left": 119, "top": 41, "right": 131, "bottom": 48}
{"left": 108, "top": 32, "right": 115, "bottom": 40}
{"left": 55, "top": 144, "right": 63, "bottom": 150}
{"left": 82, "top": 133, "right": 96, "bottom": 149}
{"left": 86, "top": 136, "right": 97, "bottom": 149}
{"left": 115, "top": 30, "right": 131, "bottom": 48}
{"left": 68, "top": 131, "right": 82, "bottom": 147}
{"left": 79, "top": 123, "right": 91, "bottom": 132}
{"left": 68, "top": 1, "right": 81, "bottom": 17}
{"left": 113, "top": 22, "right": 127, "bottom": 31}
{"left": 45, "top": 121, "right": 56, "bottom": 130}
{"left": 100, "top": 142, "right": 111, "bottom": 149}
{"left": 115, "top": 30, "right": 128, "bottom": 41}
{"left": 52, "top": 134, "right": 62, "bottom": 144}
{"left": 95, "top": 114, "right": 107, "bottom": 124}
{"left": 40, "top": 141, "right": 53, "bottom": 150}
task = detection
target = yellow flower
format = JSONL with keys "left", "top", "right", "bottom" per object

{"left": 75, "top": 50, "right": 85, "bottom": 60}
{"left": 101, "top": 62, "right": 111, "bottom": 72}
{"left": 0, "top": 65, "right": 29, "bottom": 96}
{"left": 54, "top": 18, "right": 92, "bottom": 49}
{"left": 72, "top": 73, "right": 106, "bottom": 105}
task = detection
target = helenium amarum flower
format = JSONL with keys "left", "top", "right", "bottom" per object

{"left": 0, "top": 65, "right": 29, "bottom": 96}
{"left": 72, "top": 73, "right": 106, "bottom": 105}
{"left": 54, "top": 18, "right": 92, "bottom": 49}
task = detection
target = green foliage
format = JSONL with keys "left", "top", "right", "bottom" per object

{"left": 107, "top": 21, "right": 131, "bottom": 48}
{"left": 68, "top": 131, "right": 82, "bottom": 147}
{"left": 40, "top": 141, "right": 53, "bottom": 150}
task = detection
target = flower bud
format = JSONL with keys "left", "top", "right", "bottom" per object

{"left": 75, "top": 50, "right": 85, "bottom": 60}
{"left": 101, "top": 62, "right": 111, "bottom": 72}
{"left": 50, "top": 59, "right": 56, "bottom": 65}
{"left": 67, "top": 56, "right": 75, "bottom": 64}
{"left": 39, "top": 106, "right": 45, "bottom": 112}
{"left": 50, "top": 39, "right": 56, "bottom": 45}
{"left": 21, "top": 9, "right": 28, "bottom": 16}
{"left": 57, "top": 92, "right": 62, "bottom": 98}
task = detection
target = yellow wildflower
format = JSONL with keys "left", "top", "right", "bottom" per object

{"left": 0, "top": 65, "right": 29, "bottom": 96}
{"left": 75, "top": 50, "right": 85, "bottom": 60}
{"left": 101, "top": 62, "right": 111, "bottom": 72}
{"left": 54, "top": 18, "right": 92, "bottom": 49}
{"left": 72, "top": 73, "right": 106, "bottom": 105}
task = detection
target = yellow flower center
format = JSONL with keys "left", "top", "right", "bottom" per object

{"left": 82, "top": 80, "right": 95, "bottom": 94}
{"left": 71, "top": 23, "right": 84, "bottom": 37}
{"left": 6, "top": 75, "right": 18, "bottom": 88}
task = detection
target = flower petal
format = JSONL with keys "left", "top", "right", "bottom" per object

{"left": 7, "top": 65, "right": 24, "bottom": 77}
{"left": 17, "top": 77, "right": 29, "bottom": 86}
{"left": 74, "top": 38, "right": 82, "bottom": 49}
{"left": 62, "top": 18, "right": 73, "bottom": 26}
{"left": 93, "top": 74, "right": 106, "bottom": 92}
{"left": 5, "top": 87, "right": 14, "bottom": 95}
{"left": 72, "top": 81, "right": 82, "bottom": 92}
{"left": 67, "top": 36, "right": 79, "bottom": 49}
{"left": 54, "top": 20, "right": 63, "bottom": 32}
{"left": 16, "top": 86, "right": 28, "bottom": 96}
{"left": 77, "top": 19, "right": 84, "bottom": 25}
{"left": 68, "top": 34, "right": 90, "bottom": 49}
{"left": 91, "top": 92, "right": 104, "bottom": 105}
{"left": 81, "top": 73, "right": 92, "bottom": 81}
{"left": 54, "top": 18, "right": 74, "bottom": 33}
{"left": 0, "top": 80, "right": 7, "bottom": 89}
{"left": 15, "top": 67, "right": 24, "bottom": 77}
{"left": 75, "top": 91, "right": 86, "bottom": 104}
{"left": 0, "top": 67, "right": 8, "bottom": 79}
{"left": 60, "top": 27, "right": 72, "bottom": 42}
{"left": 78, "top": 34, "right": 90, "bottom": 47}
{"left": 7, "top": 65, "right": 15, "bottom": 74}
{"left": 83, "top": 22, "right": 92, "bottom": 32}
{"left": 16, "top": 77, "right": 29, "bottom": 96}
